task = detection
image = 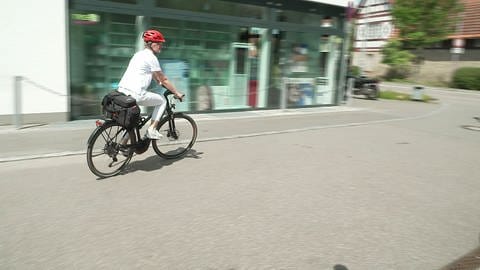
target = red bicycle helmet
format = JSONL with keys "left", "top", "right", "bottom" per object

{"left": 142, "top": 29, "right": 165, "bottom": 43}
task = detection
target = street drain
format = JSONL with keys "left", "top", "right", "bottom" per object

{"left": 439, "top": 246, "right": 480, "bottom": 270}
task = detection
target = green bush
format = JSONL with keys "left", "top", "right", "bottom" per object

{"left": 451, "top": 67, "right": 480, "bottom": 90}
{"left": 381, "top": 40, "right": 415, "bottom": 81}
{"left": 384, "top": 64, "right": 413, "bottom": 80}
{"left": 349, "top": 65, "right": 361, "bottom": 77}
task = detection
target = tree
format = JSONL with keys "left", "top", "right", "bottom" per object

{"left": 391, "top": 0, "right": 463, "bottom": 50}
{"left": 381, "top": 39, "right": 415, "bottom": 79}
{"left": 390, "top": 0, "right": 463, "bottom": 82}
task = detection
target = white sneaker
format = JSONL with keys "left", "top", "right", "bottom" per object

{"left": 146, "top": 128, "right": 163, "bottom": 140}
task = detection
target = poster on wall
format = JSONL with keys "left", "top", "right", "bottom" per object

{"left": 160, "top": 60, "right": 190, "bottom": 111}
{"left": 315, "top": 77, "right": 333, "bottom": 105}
{"left": 284, "top": 78, "right": 315, "bottom": 106}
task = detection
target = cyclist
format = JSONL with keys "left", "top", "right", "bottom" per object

{"left": 118, "top": 29, "right": 184, "bottom": 139}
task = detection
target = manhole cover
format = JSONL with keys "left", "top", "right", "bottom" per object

{"left": 462, "top": 125, "right": 480, "bottom": 132}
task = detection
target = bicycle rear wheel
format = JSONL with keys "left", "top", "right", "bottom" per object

{"left": 86, "top": 121, "right": 135, "bottom": 178}
{"left": 152, "top": 113, "right": 197, "bottom": 159}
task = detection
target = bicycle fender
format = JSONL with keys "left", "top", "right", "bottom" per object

{"left": 87, "top": 125, "right": 103, "bottom": 145}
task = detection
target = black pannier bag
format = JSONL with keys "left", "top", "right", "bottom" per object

{"left": 101, "top": 91, "right": 140, "bottom": 129}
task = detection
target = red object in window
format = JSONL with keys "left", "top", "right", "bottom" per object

{"left": 248, "top": 80, "right": 258, "bottom": 107}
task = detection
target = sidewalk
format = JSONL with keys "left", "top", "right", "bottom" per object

{"left": 380, "top": 82, "right": 480, "bottom": 94}
{"left": 0, "top": 106, "right": 363, "bottom": 162}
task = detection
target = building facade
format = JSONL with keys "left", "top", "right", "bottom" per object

{"left": 351, "top": 0, "right": 394, "bottom": 75}
{"left": 0, "top": 0, "right": 350, "bottom": 124}
{"left": 352, "top": 0, "right": 480, "bottom": 79}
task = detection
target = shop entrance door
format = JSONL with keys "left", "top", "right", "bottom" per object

{"left": 229, "top": 42, "right": 252, "bottom": 108}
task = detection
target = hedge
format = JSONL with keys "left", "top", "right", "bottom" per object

{"left": 451, "top": 67, "right": 480, "bottom": 90}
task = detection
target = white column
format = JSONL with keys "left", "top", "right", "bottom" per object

{"left": 257, "top": 28, "right": 271, "bottom": 108}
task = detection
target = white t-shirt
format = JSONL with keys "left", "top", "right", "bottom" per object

{"left": 118, "top": 48, "right": 162, "bottom": 94}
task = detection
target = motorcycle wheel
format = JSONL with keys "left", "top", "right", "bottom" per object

{"left": 367, "top": 86, "right": 379, "bottom": 100}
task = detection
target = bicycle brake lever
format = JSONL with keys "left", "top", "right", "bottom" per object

{"left": 176, "top": 94, "right": 185, "bottom": 102}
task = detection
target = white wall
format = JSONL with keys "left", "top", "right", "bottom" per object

{"left": 0, "top": 0, "right": 68, "bottom": 122}
{"left": 307, "top": 0, "right": 349, "bottom": 7}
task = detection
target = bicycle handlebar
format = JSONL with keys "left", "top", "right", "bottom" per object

{"left": 163, "top": 88, "right": 185, "bottom": 102}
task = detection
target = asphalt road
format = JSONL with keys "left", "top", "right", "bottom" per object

{"left": 1, "top": 87, "right": 480, "bottom": 270}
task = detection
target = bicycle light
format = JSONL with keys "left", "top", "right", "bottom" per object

{"left": 95, "top": 120, "right": 104, "bottom": 127}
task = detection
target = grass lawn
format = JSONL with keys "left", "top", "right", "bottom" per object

{"left": 379, "top": 90, "right": 435, "bottom": 102}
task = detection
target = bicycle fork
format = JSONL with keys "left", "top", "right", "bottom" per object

{"left": 168, "top": 118, "right": 178, "bottom": 139}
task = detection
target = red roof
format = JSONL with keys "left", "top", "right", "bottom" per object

{"left": 450, "top": 0, "right": 480, "bottom": 39}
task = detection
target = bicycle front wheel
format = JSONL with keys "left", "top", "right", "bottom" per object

{"left": 86, "top": 121, "right": 135, "bottom": 178}
{"left": 152, "top": 113, "right": 197, "bottom": 159}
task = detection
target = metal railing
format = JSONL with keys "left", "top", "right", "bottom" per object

{"left": 11, "top": 76, "right": 90, "bottom": 129}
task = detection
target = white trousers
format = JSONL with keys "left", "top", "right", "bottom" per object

{"left": 118, "top": 87, "right": 166, "bottom": 121}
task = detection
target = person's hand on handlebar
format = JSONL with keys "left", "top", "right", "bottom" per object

{"left": 174, "top": 92, "right": 185, "bottom": 102}
{"left": 156, "top": 72, "right": 185, "bottom": 102}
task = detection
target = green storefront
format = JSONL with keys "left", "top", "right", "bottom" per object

{"left": 69, "top": 0, "right": 347, "bottom": 119}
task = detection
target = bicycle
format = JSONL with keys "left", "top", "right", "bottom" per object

{"left": 86, "top": 89, "right": 197, "bottom": 178}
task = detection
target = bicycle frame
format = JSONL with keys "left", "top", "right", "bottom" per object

{"left": 126, "top": 89, "right": 179, "bottom": 151}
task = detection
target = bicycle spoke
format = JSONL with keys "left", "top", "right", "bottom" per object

{"left": 87, "top": 122, "right": 134, "bottom": 178}
{"left": 90, "top": 151, "right": 105, "bottom": 158}
{"left": 152, "top": 114, "right": 197, "bottom": 159}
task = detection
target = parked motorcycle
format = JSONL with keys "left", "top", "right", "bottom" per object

{"left": 348, "top": 75, "right": 380, "bottom": 100}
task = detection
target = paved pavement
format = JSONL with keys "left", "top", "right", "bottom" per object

{"left": 1, "top": 88, "right": 480, "bottom": 270}
{"left": 3, "top": 82, "right": 479, "bottom": 163}
{"left": 0, "top": 106, "right": 368, "bottom": 162}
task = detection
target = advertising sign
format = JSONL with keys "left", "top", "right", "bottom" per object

{"left": 284, "top": 78, "right": 315, "bottom": 106}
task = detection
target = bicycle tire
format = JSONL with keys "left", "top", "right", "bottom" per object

{"left": 152, "top": 113, "right": 197, "bottom": 159}
{"left": 86, "top": 121, "right": 136, "bottom": 178}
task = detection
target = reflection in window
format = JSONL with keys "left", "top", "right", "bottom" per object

{"left": 69, "top": 11, "right": 141, "bottom": 119}
{"left": 150, "top": 17, "right": 237, "bottom": 109}
{"left": 473, "top": 39, "right": 480, "bottom": 48}
{"left": 235, "top": 47, "right": 248, "bottom": 74}
{"left": 100, "top": 0, "right": 137, "bottom": 4}
{"left": 319, "top": 35, "right": 330, "bottom": 77}
{"left": 321, "top": 16, "right": 333, "bottom": 27}
{"left": 275, "top": 9, "right": 332, "bottom": 27}
{"left": 155, "top": 0, "right": 265, "bottom": 19}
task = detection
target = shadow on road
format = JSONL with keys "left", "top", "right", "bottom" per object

{"left": 122, "top": 148, "right": 203, "bottom": 175}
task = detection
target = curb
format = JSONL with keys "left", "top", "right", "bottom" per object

{"left": 0, "top": 106, "right": 364, "bottom": 134}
